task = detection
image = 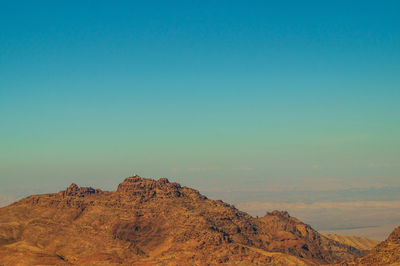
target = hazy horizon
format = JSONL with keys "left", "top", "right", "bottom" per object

{"left": 1, "top": 1, "right": 399, "bottom": 241}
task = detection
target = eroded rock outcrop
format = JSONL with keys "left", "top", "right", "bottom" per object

{"left": 59, "top": 183, "right": 102, "bottom": 197}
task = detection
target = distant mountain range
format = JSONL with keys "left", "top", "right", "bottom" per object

{"left": 322, "top": 234, "right": 379, "bottom": 253}
{"left": 0, "top": 175, "right": 397, "bottom": 265}
{"left": 341, "top": 226, "right": 400, "bottom": 265}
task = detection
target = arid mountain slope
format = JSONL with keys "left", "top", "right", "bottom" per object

{"left": 258, "top": 210, "right": 362, "bottom": 262}
{"left": 342, "top": 225, "right": 400, "bottom": 265}
{"left": 0, "top": 175, "right": 364, "bottom": 265}
{"left": 323, "top": 234, "right": 379, "bottom": 253}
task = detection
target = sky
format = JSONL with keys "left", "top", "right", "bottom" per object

{"left": 1, "top": 1, "right": 399, "bottom": 239}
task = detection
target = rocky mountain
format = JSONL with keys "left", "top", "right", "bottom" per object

{"left": 0, "top": 175, "right": 368, "bottom": 265}
{"left": 342, "top": 226, "right": 400, "bottom": 265}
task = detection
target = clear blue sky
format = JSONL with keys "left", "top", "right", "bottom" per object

{"left": 1, "top": 1, "right": 399, "bottom": 203}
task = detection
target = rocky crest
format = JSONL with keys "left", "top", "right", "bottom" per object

{"left": 116, "top": 175, "right": 209, "bottom": 203}
{"left": 59, "top": 183, "right": 102, "bottom": 197}
{"left": 0, "top": 175, "right": 373, "bottom": 265}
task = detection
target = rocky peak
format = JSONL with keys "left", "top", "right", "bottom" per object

{"left": 387, "top": 226, "right": 400, "bottom": 242}
{"left": 117, "top": 175, "right": 182, "bottom": 199}
{"left": 68, "top": 183, "right": 79, "bottom": 191}
{"left": 266, "top": 210, "right": 291, "bottom": 219}
{"left": 59, "top": 183, "right": 102, "bottom": 197}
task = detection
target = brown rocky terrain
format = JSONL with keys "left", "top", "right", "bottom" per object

{"left": 341, "top": 226, "right": 400, "bottom": 265}
{"left": 0, "top": 175, "right": 372, "bottom": 265}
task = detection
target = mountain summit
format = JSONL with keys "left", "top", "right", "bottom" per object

{"left": 0, "top": 175, "right": 373, "bottom": 265}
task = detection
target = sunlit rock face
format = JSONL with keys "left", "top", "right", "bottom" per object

{"left": 0, "top": 175, "right": 368, "bottom": 265}
{"left": 59, "top": 183, "right": 102, "bottom": 197}
{"left": 117, "top": 175, "right": 183, "bottom": 199}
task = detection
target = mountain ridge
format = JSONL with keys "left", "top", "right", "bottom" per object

{"left": 0, "top": 175, "right": 382, "bottom": 265}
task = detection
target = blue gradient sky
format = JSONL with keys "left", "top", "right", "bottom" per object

{"left": 1, "top": 1, "right": 400, "bottom": 235}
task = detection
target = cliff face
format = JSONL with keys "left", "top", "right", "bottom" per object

{"left": 0, "top": 175, "right": 364, "bottom": 265}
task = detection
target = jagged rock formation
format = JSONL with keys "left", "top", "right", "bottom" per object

{"left": 341, "top": 226, "right": 400, "bottom": 265}
{"left": 0, "top": 175, "right": 367, "bottom": 265}
{"left": 59, "top": 183, "right": 102, "bottom": 197}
